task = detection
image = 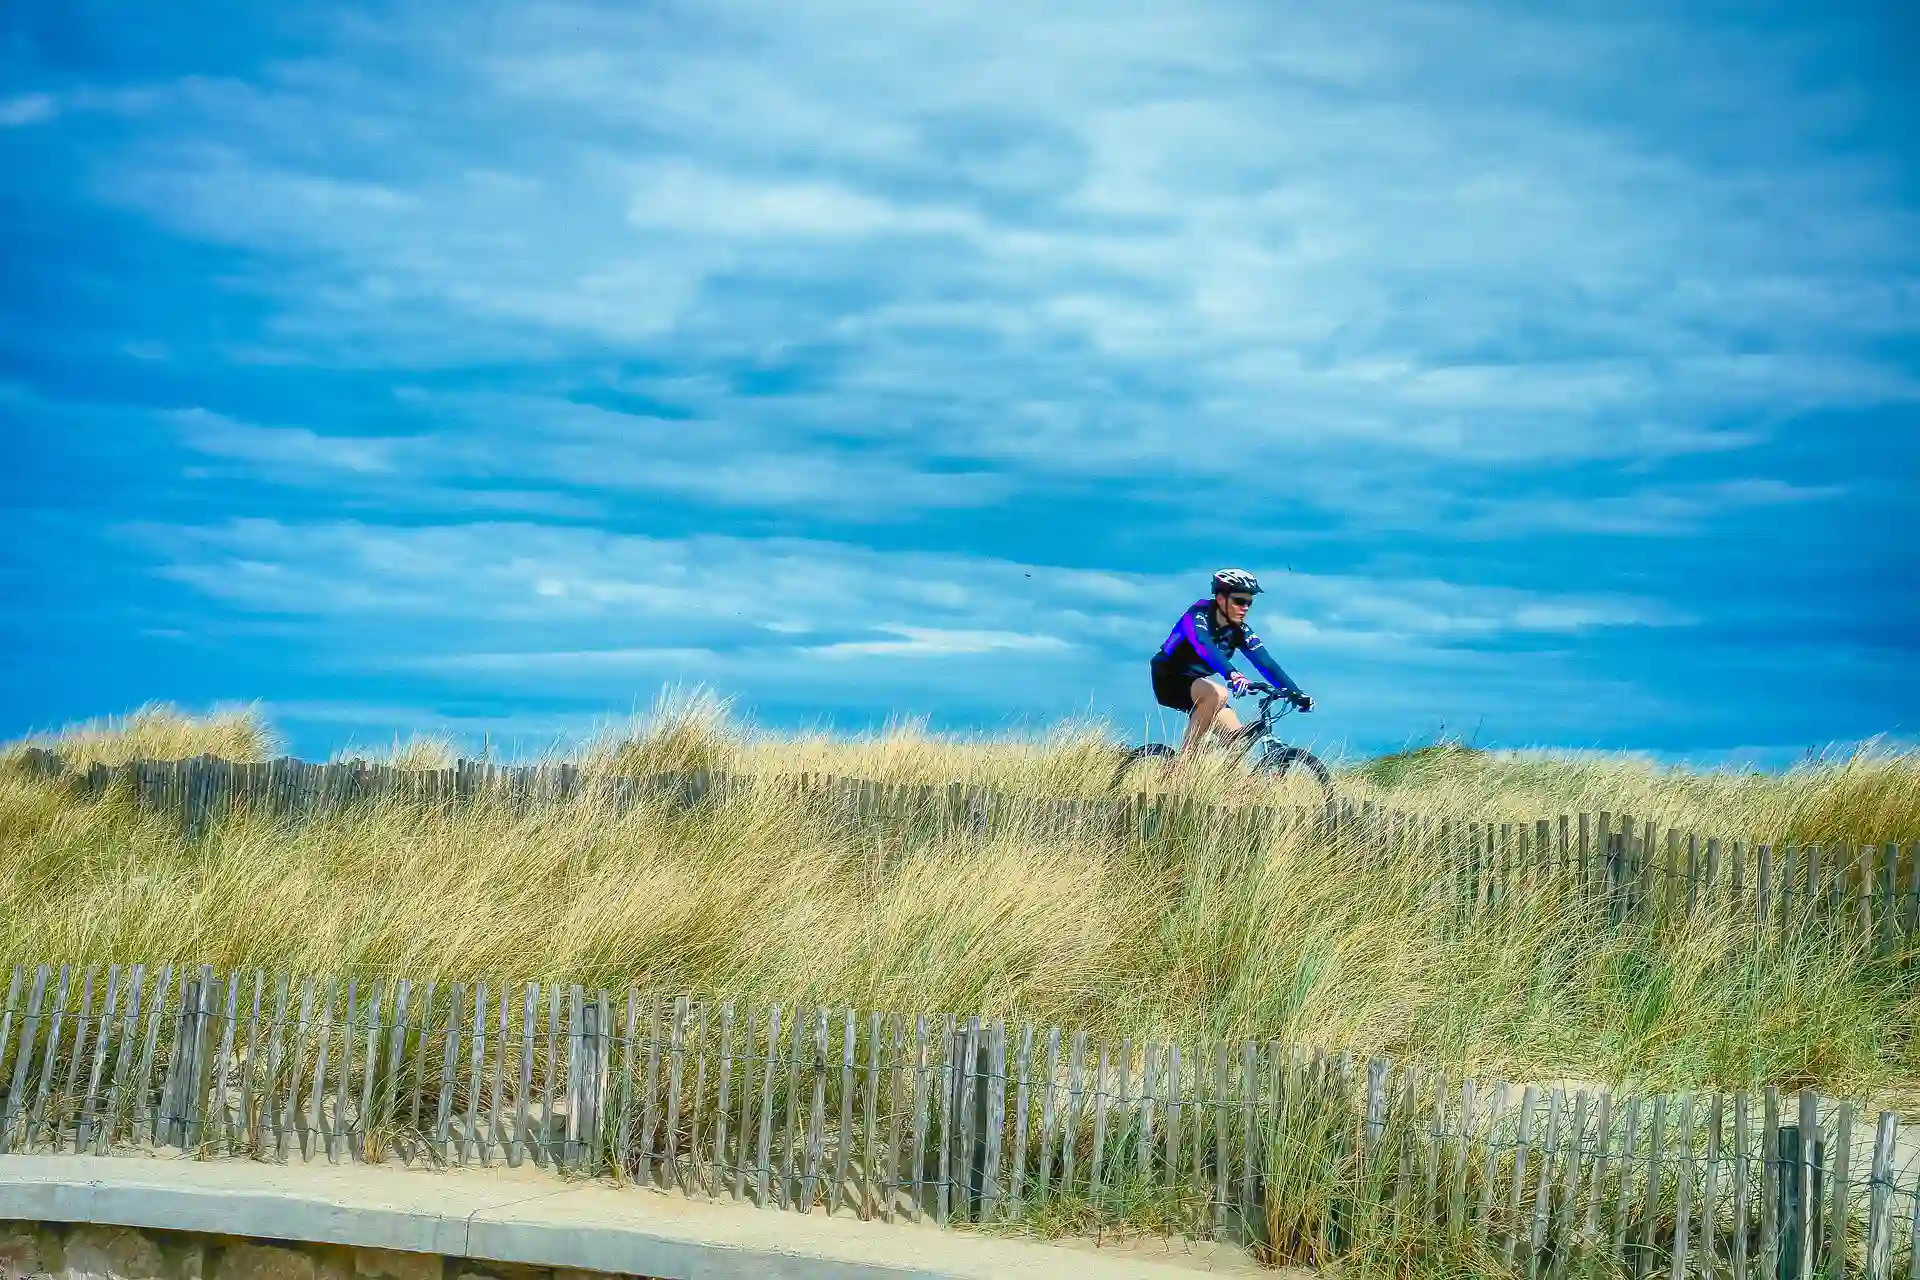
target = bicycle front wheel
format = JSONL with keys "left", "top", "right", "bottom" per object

{"left": 1253, "top": 743, "right": 1333, "bottom": 795}
{"left": 1111, "top": 743, "right": 1176, "bottom": 789}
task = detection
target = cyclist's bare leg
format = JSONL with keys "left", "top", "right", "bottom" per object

{"left": 1179, "top": 677, "right": 1242, "bottom": 757}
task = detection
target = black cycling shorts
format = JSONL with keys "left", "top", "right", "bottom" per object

{"left": 1150, "top": 662, "right": 1211, "bottom": 712}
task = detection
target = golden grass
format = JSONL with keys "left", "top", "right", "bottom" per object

{"left": 4, "top": 699, "right": 1917, "bottom": 1273}
{"left": 1345, "top": 739, "right": 1920, "bottom": 847}
{"left": 332, "top": 733, "right": 462, "bottom": 770}
{"left": 3, "top": 702, "right": 1915, "bottom": 1107}
{"left": 1, "top": 702, "right": 281, "bottom": 768}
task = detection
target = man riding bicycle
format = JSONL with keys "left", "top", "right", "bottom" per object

{"left": 1152, "top": 569, "right": 1313, "bottom": 760}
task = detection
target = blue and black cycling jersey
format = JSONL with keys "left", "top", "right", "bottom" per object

{"left": 1152, "top": 598, "right": 1300, "bottom": 694}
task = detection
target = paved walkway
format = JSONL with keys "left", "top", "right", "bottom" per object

{"left": 0, "top": 1154, "right": 1283, "bottom": 1280}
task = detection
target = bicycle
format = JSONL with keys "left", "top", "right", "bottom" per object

{"left": 1112, "top": 681, "right": 1333, "bottom": 793}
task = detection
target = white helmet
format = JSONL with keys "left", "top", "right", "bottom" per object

{"left": 1211, "top": 568, "right": 1262, "bottom": 596}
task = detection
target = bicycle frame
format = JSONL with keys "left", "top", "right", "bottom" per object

{"left": 1223, "top": 686, "right": 1298, "bottom": 761}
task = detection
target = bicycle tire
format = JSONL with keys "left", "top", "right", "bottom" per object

{"left": 1253, "top": 744, "right": 1333, "bottom": 794}
{"left": 1111, "top": 743, "right": 1176, "bottom": 789}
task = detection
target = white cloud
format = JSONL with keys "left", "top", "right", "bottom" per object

{"left": 76, "top": 0, "right": 1917, "bottom": 484}
{"left": 129, "top": 518, "right": 1692, "bottom": 684}
{"left": 168, "top": 408, "right": 400, "bottom": 474}
{"left": 431, "top": 647, "right": 719, "bottom": 670}
{"left": 1, "top": 496, "right": 1753, "bottom": 745}
{"left": 0, "top": 94, "right": 56, "bottom": 127}
{"left": 804, "top": 627, "right": 1072, "bottom": 660}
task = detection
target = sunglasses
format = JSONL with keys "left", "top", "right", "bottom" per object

{"left": 1226, "top": 595, "right": 1255, "bottom": 608}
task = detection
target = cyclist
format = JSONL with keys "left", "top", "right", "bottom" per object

{"left": 1151, "top": 569, "right": 1313, "bottom": 759}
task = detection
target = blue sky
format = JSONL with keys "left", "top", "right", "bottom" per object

{"left": 3, "top": 0, "right": 1917, "bottom": 763}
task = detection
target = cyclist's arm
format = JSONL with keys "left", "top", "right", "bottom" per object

{"left": 1240, "top": 630, "right": 1300, "bottom": 694}
{"left": 1174, "top": 607, "right": 1240, "bottom": 683}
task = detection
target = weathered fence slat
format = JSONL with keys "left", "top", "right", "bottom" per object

{"left": 983, "top": 1021, "right": 1006, "bottom": 1223}
{"left": 1209, "top": 1044, "right": 1230, "bottom": 1237}
{"left": 1581, "top": 1089, "right": 1612, "bottom": 1246}
{"left": 688, "top": 1001, "right": 712, "bottom": 1197}
{"left": 1610, "top": 1097, "right": 1642, "bottom": 1264}
{"left": 1637, "top": 1094, "right": 1668, "bottom": 1273}
{"left": 933, "top": 1015, "right": 954, "bottom": 1225}
{"left": 1865, "top": 1112, "right": 1897, "bottom": 1280}
{"left": 1505, "top": 1084, "right": 1539, "bottom": 1266}
{"left": 1761, "top": 1088, "right": 1782, "bottom": 1280}
{"left": 732, "top": 1006, "right": 758, "bottom": 1204}
{"left": 539, "top": 983, "right": 560, "bottom": 1168}
{"left": 1037, "top": 1025, "right": 1061, "bottom": 1202}
{"left": 306, "top": 978, "right": 336, "bottom": 1162}
{"left": 801, "top": 1009, "right": 827, "bottom": 1213}
{"left": 590, "top": 991, "right": 611, "bottom": 1174}
{"left": 712, "top": 1003, "right": 736, "bottom": 1202}
{"left": 638, "top": 994, "right": 661, "bottom": 1186}
{"left": 1478, "top": 1081, "right": 1510, "bottom": 1229}
{"left": 782, "top": 1005, "right": 809, "bottom": 1211}
{"left": 1089, "top": 1042, "right": 1111, "bottom": 1199}
{"left": 332, "top": 978, "right": 357, "bottom": 1163}
{"left": 77, "top": 967, "right": 122, "bottom": 1153}
{"left": 667, "top": 996, "right": 690, "bottom": 1194}
{"left": 909, "top": 1014, "right": 931, "bottom": 1220}
{"left": 1731, "top": 1092, "right": 1752, "bottom": 1280}
{"left": 859, "top": 1009, "right": 881, "bottom": 1218}
{"left": 563, "top": 985, "right": 583, "bottom": 1172}
{"left": 1671, "top": 1093, "right": 1696, "bottom": 1280}
{"left": 259, "top": 974, "right": 289, "bottom": 1156}
{"left": 29, "top": 965, "right": 74, "bottom": 1150}
{"left": 1700, "top": 1092, "right": 1724, "bottom": 1280}
{"left": 480, "top": 984, "right": 504, "bottom": 1165}
{"left": 138, "top": 965, "right": 176, "bottom": 1150}
{"left": 1797, "top": 1089, "right": 1818, "bottom": 1280}
{"left": 59, "top": 969, "right": 97, "bottom": 1153}
{"left": 1550, "top": 1090, "right": 1588, "bottom": 1280}
{"left": 829, "top": 1005, "right": 852, "bottom": 1220}
{"left": 1831, "top": 1101, "right": 1855, "bottom": 1280}
{"left": 1450, "top": 1078, "right": 1477, "bottom": 1233}
{"left": 434, "top": 982, "right": 463, "bottom": 1164}
{"left": 1526, "top": 1087, "right": 1561, "bottom": 1276}
{"left": 1162, "top": 1041, "right": 1181, "bottom": 1196}
{"left": 1905, "top": 1129, "right": 1920, "bottom": 1280}
{"left": 755, "top": 1005, "right": 782, "bottom": 1208}
{"left": 355, "top": 980, "right": 382, "bottom": 1162}
{"left": 883, "top": 1014, "right": 907, "bottom": 1222}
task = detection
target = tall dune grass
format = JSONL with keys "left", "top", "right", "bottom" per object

{"left": 4, "top": 701, "right": 1918, "bottom": 1273}
{"left": 1, "top": 702, "right": 281, "bottom": 768}
{"left": 2, "top": 705, "right": 1914, "bottom": 1104}
{"left": 1347, "top": 739, "right": 1920, "bottom": 847}
{"left": 587, "top": 690, "right": 1920, "bottom": 845}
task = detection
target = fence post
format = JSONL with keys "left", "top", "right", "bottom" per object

{"left": 182, "top": 967, "right": 216, "bottom": 1149}
{"left": 959, "top": 1025, "right": 990, "bottom": 1221}
{"left": 1776, "top": 1122, "right": 1802, "bottom": 1280}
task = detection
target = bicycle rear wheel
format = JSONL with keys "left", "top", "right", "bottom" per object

{"left": 1111, "top": 743, "right": 1176, "bottom": 789}
{"left": 1253, "top": 743, "right": 1333, "bottom": 795}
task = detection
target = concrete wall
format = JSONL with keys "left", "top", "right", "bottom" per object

{"left": 0, "top": 1222, "right": 657, "bottom": 1280}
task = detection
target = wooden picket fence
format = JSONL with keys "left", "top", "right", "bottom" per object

{"left": 12, "top": 749, "right": 1920, "bottom": 953}
{"left": 0, "top": 959, "right": 1917, "bottom": 1278}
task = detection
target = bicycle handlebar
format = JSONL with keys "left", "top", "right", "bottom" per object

{"left": 1241, "top": 681, "right": 1311, "bottom": 711}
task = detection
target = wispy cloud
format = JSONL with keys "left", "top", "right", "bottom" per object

{"left": 430, "top": 647, "right": 720, "bottom": 671}
{"left": 804, "top": 627, "right": 1073, "bottom": 660}
{"left": 169, "top": 408, "right": 400, "bottom": 474}
{"left": 4, "top": 0, "right": 1915, "bottom": 755}
{"left": 124, "top": 512, "right": 1698, "bottom": 755}
{"left": 81, "top": 0, "right": 1918, "bottom": 481}
{"left": 0, "top": 93, "right": 56, "bottom": 127}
